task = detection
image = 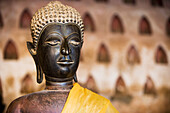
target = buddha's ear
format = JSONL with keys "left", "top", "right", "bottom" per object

{"left": 27, "top": 42, "right": 36, "bottom": 57}
{"left": 27, "top": 41, "right": 43, "bottom": 84}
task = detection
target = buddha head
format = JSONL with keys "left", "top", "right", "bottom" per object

{"left": 27, "top": 1, "right": 84, "bottom": 84}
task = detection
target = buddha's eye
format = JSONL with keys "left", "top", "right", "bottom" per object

{"left": 69, "top": 37, "right": 80, "bottom": 46}
{"left": 45, "top": 37, "right": 61, "bottom": 46}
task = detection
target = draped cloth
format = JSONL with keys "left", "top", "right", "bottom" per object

{"left": 62, "top": 83, "right": 119, "bottom": 113}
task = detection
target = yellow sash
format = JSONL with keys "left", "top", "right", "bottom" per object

{"left": 62, "top": 83, "right": 119, "bottom": 113}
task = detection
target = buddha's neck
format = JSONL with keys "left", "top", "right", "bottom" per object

{"left": 45, "top": 80, "right": 73, "bottom": 91}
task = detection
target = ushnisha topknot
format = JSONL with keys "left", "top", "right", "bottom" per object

{"left": 31, "top": 1, "right": 84, "bottom": 51}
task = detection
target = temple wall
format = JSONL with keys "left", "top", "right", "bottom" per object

{"left": 0, "top": 0, "right": 170, "bottom": 113}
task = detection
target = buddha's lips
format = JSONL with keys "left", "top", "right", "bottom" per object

{"left": 57, "top": 61, "right": 74, "bottom": 65}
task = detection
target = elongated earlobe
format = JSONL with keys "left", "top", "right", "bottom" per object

{"left": 73, "top": 73, "right": 78, "bottom": 82}
{"left": 37, "top": 64, "right": 43, "bottom": 84}
{"left": 27, "top": 41, "right": 43, "bottom": 84}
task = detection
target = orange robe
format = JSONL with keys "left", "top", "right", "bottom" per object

{"left": 62, "top": 83, "right": 119, "bottom": 113}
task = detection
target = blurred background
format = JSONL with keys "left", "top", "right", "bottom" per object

{"left": 0, "top": 0, "right": 170, "bottom": 113}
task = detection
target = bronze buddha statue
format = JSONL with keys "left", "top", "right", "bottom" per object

{"left": 7, "top": 1, "right": 83, "bottom": 113}
{"left": 7, "top": 1, "right": 119, "bottom": 113}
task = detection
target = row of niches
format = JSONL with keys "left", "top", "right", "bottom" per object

{"left": 87, "top": 44, "right": 168, "bottom": 64}
{"left": 82, "top": 13, "right": 170, "bottom": 36}
{"left": 1, "top": 73, "right": 157, "bottom": 96}
{"left": 3, "top": 40, "right": 169, "bottom": 65}
{"left": 81, "top": 75, "right": 158, "bottom": 104}
{"left": 0, "top": 73, "right": 158, "bottom": 106}
{"left": 71, "top": 0, "right": 165, "bottom": 7}
{"left": 0, "top": 9, "right": 170, "bottom": 37}
{"left": 82, "top": 75, "right": 157, "bottom": 95}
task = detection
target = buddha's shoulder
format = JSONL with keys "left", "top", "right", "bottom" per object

{"left": 6, "top": 91, "right": 44, "bottom": 112}
{"left": 6, "top": 90, "right": 67, "bottom": 113}
{"left": 9, "top": 91, "right": 50, "bottom": 102}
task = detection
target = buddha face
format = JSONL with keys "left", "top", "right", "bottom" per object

{"left": 36, "top": 23, "right": 82, "bottom": 80}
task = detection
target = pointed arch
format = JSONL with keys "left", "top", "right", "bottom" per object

{"left": 139, "top": 16, "right": 152, "bottom": 35}
{"left": 127, "top": 45, "right": 140, "bottom": 65}
{"left": 115, "top": 76, "right": 126, "bottom": 94}
{"left": 4, "top": 40, "right": 18, "bottom": 60}
{"left": 0, "top": 11, "right": 3, "bottom": 28}
{"left": 97, "top": 43, "right": 110, "bottom": 63}
{"left": 151, "top": 0, "right": 163, "bottom": 7}
{"left": 111, "top": 15, "right": 124, "bottom": 33}
{"left": 144, "top": 76, "right": 156, "bottom": 95}
{"left": 84, "top": 75, "right": 98, "bottom": 93}
{"left": 21, "top": 73, "right": 35, "bottom": 94}
{"left": 155, "top": 46, "right": 168, "bottom": 64}
{"left": 123, "top": 0, "right": 136, "bottom": 4}
{"left": 83, "top": 13, "right": 95, "bottom": 32}
{"left": 166, "top": 17, "right": 170, "bottom": 37}
{"left": 20, "top": 9, "right": 32, "bottom": 28}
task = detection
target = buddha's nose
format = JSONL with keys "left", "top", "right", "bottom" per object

{"left": 61, "top": 41, "right": 71, "bottom": 55}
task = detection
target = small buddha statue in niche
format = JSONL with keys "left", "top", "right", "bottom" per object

{"left": 7, "top": 1, "right": 119, "bottom": 113}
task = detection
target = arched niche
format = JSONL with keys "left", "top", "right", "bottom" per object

{"left": 127, "top": 45, "right": 140, "bottom": 65}
{"left": 139, "top": 16, "right": 152, "bottom": 35}
{"left": 4, "top": 40, "right": 18, "bottom": 60}
{"left": 144, "top": 76, "right": 156, "bottom": 95}
{"left": 123, "top": 0, "right": 136, "bottom": 4}
{"left": 115, "top": 76, "right": 126, "bottom": 94}
{"left": 83, "top": 13, "right": 95, "bottom": 32}
{"left": 155, "top": 46, "right": 168, "bottom": 64}
{"left": 0, "top": 11, "right": 3, "bottom": 28}
{"left": 20, "top": 9, "right": 32, "bottom": 28}
{"left": 84, "top": 75, "right": 98, "bottom": 93}
{"left": 151, "top": 0, "right": 163, "bottom": 7}
{"left": 97, "top": 43, "right": 110, "bottom": 63}
{"left": 111, "top": 15, "right": 124, "bottom": 33}
{"left": 166, "top": 17, "right": 170, "bottom": 37}
{"left": 21, "top": 74, "right": 35, "bottom": 94}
